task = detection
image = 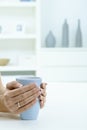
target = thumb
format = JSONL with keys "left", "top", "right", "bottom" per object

{"left": 6, "top": 81, "right": 22, "bottom": 90}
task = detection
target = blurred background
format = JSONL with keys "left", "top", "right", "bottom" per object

{"left": 0, "top": 0, "right": 87, "bottom": 84}
{"left": 0, "top": 0, "right": 87, "bottom": 129}
{"left": 40, "top": 0, "right": 87, "bottom": 83}
{"left": 41, "top": 0, "right": 87, "bottom": 47}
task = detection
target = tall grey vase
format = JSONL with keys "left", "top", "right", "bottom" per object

{"left": 45, "top": 31, "right": 56, "bottom": 47}
{"left": 75, "top": 19, "right": 82, "bottom": 47}
{"left": 62, "top": 19, "right": 69, "bottom": 47}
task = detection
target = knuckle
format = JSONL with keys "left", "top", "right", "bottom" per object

{"left": 32, "top": 83, "right": 37, "bottom": 88}
{"left": 20, "top": 93, "right": 24, "bottom": 99}
{"left": 34, "top": 94, "right": 37, "bottom": 98}
{"left": 20, "top": 89, "right": 24, "bottom": 93}
{"left": 34, "top": 92, "right": 39, "bottom": 98}
{"left": 22, "top": 100, "right": 26, "bottom": 106}
{"left": 19, "top": 88, "right": 25, "bottom": 94}
{"left": 40, "top": 95, "right": 44, "bottom": 100}
{"left": 32, "top": 88, "right": 37, "bottom": 93}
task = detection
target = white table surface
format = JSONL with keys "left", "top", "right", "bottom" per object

{"left": 0, "top": 82, "right": 87, "bottom": 130}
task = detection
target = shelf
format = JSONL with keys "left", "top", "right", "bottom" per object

{"left": 0, "top": 34, "right": 37, "bottom": 39}
{"left": 0, "top": 66, "right": 37, "bottom": 72}
{"left": 0, "top": 2, "right": 37, "bottom": 7}
{"left": 40, "top": 47, "right": 87, "bottom": 52}
{"left": 0, "top": 0, "right": 40, "bottom": 76}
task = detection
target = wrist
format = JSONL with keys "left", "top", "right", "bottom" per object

{"left": 0, "top": 77, "right": 9, "bottom": 112}
{"left": 0, "top": 94, "right": 7, "bottom": 112}
{"left": 0, "top": 94, "right": 10, "bottom": 113}
{"left": 0, "top": 76, "right": 6, "bottom": 95}
{"left": 0, "top": 87, "right": 10, "bottom": 113}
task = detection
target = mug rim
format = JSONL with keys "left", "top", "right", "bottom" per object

{"left": 16, "top": 76, "right": 42, "bottom": 81}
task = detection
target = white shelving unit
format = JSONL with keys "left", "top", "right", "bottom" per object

{"left": 0, "top": 2, "right": 37, "bottom": 7}
{"left": 39, "top": 0, "right": 87, "bottom": 82}
{"left": 0, "top": 0, "right": 41, "bottom": 77}
{"left": 38, "top": 48, "right": 87, "bottom": 82}
{"left": 0, "top": 34, "right": 37, "bottom": 39}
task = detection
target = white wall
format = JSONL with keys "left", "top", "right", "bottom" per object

{"left": 41, "top": 0, "right": 87, "bottom": 47}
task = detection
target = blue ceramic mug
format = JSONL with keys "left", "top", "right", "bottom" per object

{"left": 16, "top": 76, "right": 42, "bottom": 120}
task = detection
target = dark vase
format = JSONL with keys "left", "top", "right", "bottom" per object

{"left": 62, "top": 19, "right": 69, "bottom": 47}
{"left": 75, "top": 19, "right": 82, "bottom": 47}
{"left": 45, "top": 31, "right": 56, "bottom": 47}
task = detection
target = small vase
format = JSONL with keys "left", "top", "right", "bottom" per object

{"left": 45, "top": 31, "right": 56, "bottom": 48}
{"left": 62, "top": 19, "right": 69, "bottom": 47}
{"left": 75, "top": 19, "right": 82, "bottom": 47}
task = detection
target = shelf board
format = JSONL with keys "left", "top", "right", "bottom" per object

{"left": 0, "top": 66, "right": 37, "bottom": 72}
{"left": 40, "top": 47, "right": 87, "bottom": 52}
{"left": 0, "top": 2, "right": 37, "bottom": 7}
{"left": 0, "top": 34, "right": 37, "bottom": 39}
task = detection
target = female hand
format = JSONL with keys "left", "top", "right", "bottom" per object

{"left": 6, "top": 81, "right": 47, "bottom": 109}
{"left": 1, "top": 81, "right": 41, "bottom": 114}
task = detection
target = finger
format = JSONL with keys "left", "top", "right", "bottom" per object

{"left": 16, "top": 90, "right": 40, "bottom": 108}
{"left": 40, "top": 101, "right": 44, "bottom": 109}
{"left": 6, "top": 81, "right": 22, "bottom": 90}
{"left": 40, "top": 88, "right": 47, "bottom": 97}
{"left": 40, "top": 88, "right": 45, "bottom": 93}
{"left": 9, "top": 90, "right": 40, "bottom": 112}
{"left": 10, "top": 87, "right": 41, "bottom": 105}
{"left": 15, "top": 99, "right": 37, "bottom": 114}
{"left": 40, "top": 83, "right": 47, "bottom": 89}
{"left": 7, "top": 83, "right": 39, "bottom": 98}
{"left": 39, "top": 95, "right": 46, "bottom": 105}
{"left": 41, "top": 92, "right": 47, "bottom": 97}
{"left": 39, "top": 95, "right": 45, "bottom": 101}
